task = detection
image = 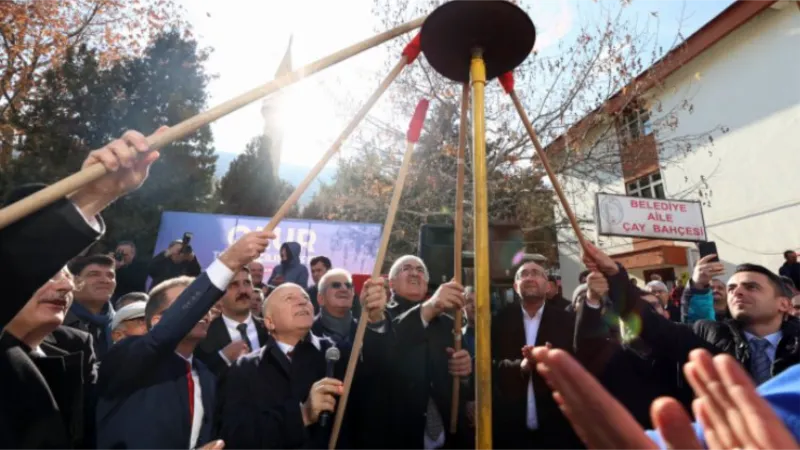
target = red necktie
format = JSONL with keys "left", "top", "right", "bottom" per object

{"left": 185, "top": 360, "right": 194, "bottom": 420}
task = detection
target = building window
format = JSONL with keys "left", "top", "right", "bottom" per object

{"left": 618, "top": 106, "right": 652, "bottom": 143}
{"left": 626, "top": 171, "right": 665, "bottom": 199}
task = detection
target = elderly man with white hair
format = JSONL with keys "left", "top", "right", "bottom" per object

{"left": 645, "top": 280, "right": 680, "bottom": 322}
{"left": 215, "top": 278, "right": 390, "bottom": 449}
{"left": 311, "top": 268, "right": 388, "bottom": 347}
{"left": 371, "top": 254, "right": 473, "bottom": 450}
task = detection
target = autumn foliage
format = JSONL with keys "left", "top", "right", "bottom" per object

{"left": 0, "top": 0, "right": 188, "bottom": 166}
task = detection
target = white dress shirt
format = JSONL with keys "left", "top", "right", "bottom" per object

{"left": 744, "top": 330, "right": 783, "bottom": 363}
{"left": 175, "top": 352, "right": 203, "bottom": 449}
{"left": 275, "top": 333, "right": 323, "bottom": 358}
{"left": 71, "top": 201, "right": 102, "bottom": 233}
{"left": 206, "top": 260, "right": 235, "bottom": 291}
{"left": 218, "top": 314, "right": 260, "bottom": 364}
{"left": 522, "top": 304, "right": 544, "bottom": 430}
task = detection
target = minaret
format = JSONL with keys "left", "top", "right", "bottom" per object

{"left": 261, "top": 36, "right": 293, "bottom": 178}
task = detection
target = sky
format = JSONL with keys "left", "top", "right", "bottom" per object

{"left": 177, "top": 0, "right": 736, "bottom": 171}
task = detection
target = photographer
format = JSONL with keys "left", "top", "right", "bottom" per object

{"left": 147, "top": 237, "right": 201, "bottom": 288}
{"left": 111, "top": 241, "right": 149, "bottom": 301}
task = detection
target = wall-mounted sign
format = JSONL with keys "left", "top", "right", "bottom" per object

{"left": 595, "top": 193, "right": 707, "bottom": 242}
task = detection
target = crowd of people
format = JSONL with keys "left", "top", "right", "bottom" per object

{"left": 1, "top": 130, "right": 799, "bottom": 450}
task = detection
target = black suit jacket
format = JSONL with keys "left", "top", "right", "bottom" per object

{"left": 215, "top": 329, "right": 389, "bottom": 449}
{"left": 491, "top": 301, "right": 584, "bottom": 449}
{"left": 96, "top": 273, "right": 224, "bottom": 449}
{"left": 0, "top": 191, "right": 102, "bottom": 329}
{"left": 0, "top": 189, "right": 101, "bottom": 449}
{"left": 377, "top": 305, "right": 472, "bottom": 450}
{"left": 194, "top": 315, "right": 269, "bottom": 376}
{"left": 0, "top": 326, "right": 97, "bottom": 449}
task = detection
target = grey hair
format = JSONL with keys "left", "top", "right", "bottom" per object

{"left": 318, "top": 268, "right": 353, "bottom": 296}
{"left": 388, "top": 255, "right": 430, "bottom": 282}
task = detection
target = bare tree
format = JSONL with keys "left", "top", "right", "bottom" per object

{"left": 304, "top": 0, "right": 728, "bottom": 265}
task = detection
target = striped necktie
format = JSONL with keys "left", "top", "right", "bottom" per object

{"left": 749, "top": 338, "right": 772, "bottom": 385}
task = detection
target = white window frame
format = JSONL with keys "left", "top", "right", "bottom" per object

{"left": 626, "top": 171, "right": 665, "bottom": 199}
{"left": 618, "top": 107, "right": 653, "bottom": 143}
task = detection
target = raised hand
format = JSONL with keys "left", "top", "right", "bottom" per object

{"left": 683, "top": 349, "right": 799, "bottom": 450}
{"left": 692, "top": 254, "right": 725, "bottom": 288}
{"left": 361, "top": 277, "right": 388, "bottom": 323}
{"left": 421, "top": 280, "right": 465, "bottom": 323}
{"left": 301, "top": 378, "right": 343, "bottom": 426}
{"left": 218, "top": 230, "right": 276, "bottom": 272}
{"left": 586, "top": 271, "right": 609, "bottom": 306}
{"left": 532, "top": 346, "right": 659, "bottom": 449}
{"left": 581, "top": 241, "right": 619, "bottom": 277}
{"left": 70, "top": 128, "right": 168, "bottom": 217}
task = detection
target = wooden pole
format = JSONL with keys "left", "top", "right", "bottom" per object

{"left": 449, "top": 82, "right": 469, "bottom": 435}
{"left": 507, "top": 88, "right": 589, "bottom": 252}
{"left": 264, "top": 57, "right": 407, "bottom": 231}
{"left": 470, "top": 48, "right": 493, "bottom": 450}
{"left": 328, "top": 99, "right": 430, "bottom": 449}
{"left": 0, "top": 17, "right": 425, "bottom": 230}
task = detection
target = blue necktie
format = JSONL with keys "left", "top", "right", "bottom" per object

{"left": 749, "top": 338, "right": 772, "bottom": 385}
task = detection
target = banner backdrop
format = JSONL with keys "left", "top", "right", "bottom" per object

{"left": 153, "top": 211, "right": 383, "bottom": 287}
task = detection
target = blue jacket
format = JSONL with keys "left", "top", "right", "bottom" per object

{"left": 268, "top": 242, "right": 309, "bottom": 287}
{"left": 647, "top": 363, "right": 800, "bottom": 447}
{"left": 96, "top": 272, "right": 224, "bottom": 449}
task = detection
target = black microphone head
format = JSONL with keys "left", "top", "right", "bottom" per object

{"left": 325, "top": 346, "right": 340, "bottom": 362}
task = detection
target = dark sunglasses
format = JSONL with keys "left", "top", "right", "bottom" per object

{"left": 330, "top": 281, "right": 353, "bottom": 290}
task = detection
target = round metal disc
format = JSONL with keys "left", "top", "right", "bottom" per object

{"left": 420, "top": 1, "right": 536, "bottom": 83}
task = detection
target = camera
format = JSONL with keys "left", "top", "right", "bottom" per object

{"left": 114, "top": 249, "right": 125, "bottom": 262}
{"left": 181, "top": 232, "right": 193, "bottom": 254}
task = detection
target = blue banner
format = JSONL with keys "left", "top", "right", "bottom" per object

{"left": 153, "top": 211, "right": 383, "bottom": 286}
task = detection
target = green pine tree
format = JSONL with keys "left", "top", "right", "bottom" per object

{"left": 216, "top": 135, "right": 298, "bottom": 218}
{"left": 8, "top": 31, "right": 218, "bottom": 256}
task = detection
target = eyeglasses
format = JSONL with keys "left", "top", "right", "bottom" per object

{"left": 330, "top": 281, "right": 353, "bottom": 290}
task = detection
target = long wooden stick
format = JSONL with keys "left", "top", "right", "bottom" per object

{"left": 329, "top": 99, "right": 429, "bottom": 449}
{"left": 0, "top": 17, "right": 425, "bottom": 230}
{"left": 507, "top": 89, "right": 589, "bottom": 252}
{"left": 449, "top": 82, "right": 469, "bottom": 435}
{"left": 264, "top": 56, "right": 407, "bottom": 231}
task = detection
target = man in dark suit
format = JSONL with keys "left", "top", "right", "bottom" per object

{"left": 492, "top": 260, "right": 585, "bottom": 449}
{"left": 378, "top": 255, "right": 473, "bottom": 450}
{"left": 215, "top": 279, "right": 389, "bottom": 449}
{"left": 195, "top": 266, "right": 269, "bottom": 376}
{"left": 306, "top": 255, "right": 332, "bottom": 314}
{"left": 0, "top": 129, "right": 159, "bottom": 448}
{"left": 1, "top": 267, "right": 97, "bottom": 448}
{"left": 95, "top": 230, "right": 274, "bottom": 449}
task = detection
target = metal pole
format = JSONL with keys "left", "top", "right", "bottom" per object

{"left": 470, "top": 48, "right": 492, "bottom": 450}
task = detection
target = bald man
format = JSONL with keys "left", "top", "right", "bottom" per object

{"left": 215, "top": 280, "right": 390, "bottom": 449}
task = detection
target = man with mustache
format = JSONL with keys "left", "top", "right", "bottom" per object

{"left": 96, "top": 229, "right": 275, "bottom": 449}
{"left": 195, "top": 266, "right": 269, "bottom": 377}
{"left": 0, "top": 129, "right": 163, "bottom": 448}
{"left": 65, "top": 254, "right": 117, "bottom": 358}
{"left": 1, "top": 268, "right": 98, "bottom": 448}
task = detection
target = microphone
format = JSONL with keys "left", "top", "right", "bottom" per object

{"left": 319, "top": 346, "right": 341, "bottom": 428}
